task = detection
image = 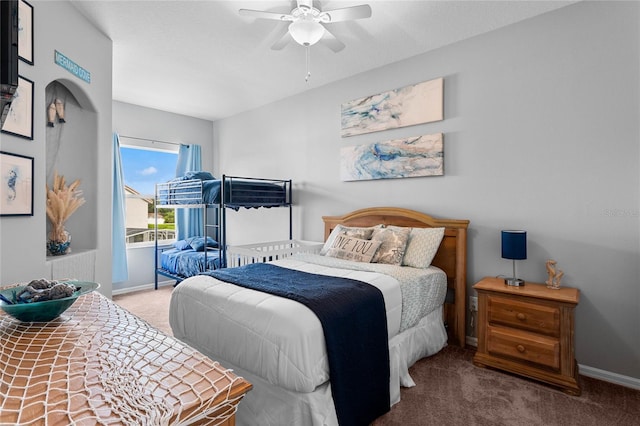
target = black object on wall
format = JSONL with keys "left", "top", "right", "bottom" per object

{"left": 0, "top": 0, "right": 19, "bottom": 127}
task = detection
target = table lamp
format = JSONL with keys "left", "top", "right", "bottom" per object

{"left": 501, "top": 230, "right": 527, "bottom": 286}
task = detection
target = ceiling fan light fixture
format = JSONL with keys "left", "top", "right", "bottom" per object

{"left": 288, "top": 20, "right": 324, "bottom": 46}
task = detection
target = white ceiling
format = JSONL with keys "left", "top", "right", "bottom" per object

{"left": 70, "top": 0, "right": 575, "bottom": 122}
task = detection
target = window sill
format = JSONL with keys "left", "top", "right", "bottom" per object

{"left": 127, "top": 241, "right": 175, "bottom": 250}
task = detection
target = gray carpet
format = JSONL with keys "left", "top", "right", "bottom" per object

{"left": 373, "top": 345, "right": 640, "bottom": 426}
{"left": 112, "top": 285, "right": 174, "bottom": 336}
{"left": 113, "top": 287, "right": 640, "bottom": 426}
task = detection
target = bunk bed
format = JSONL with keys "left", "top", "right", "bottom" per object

{"left": 154, "top": 173, "right": 292, "bottom": 289}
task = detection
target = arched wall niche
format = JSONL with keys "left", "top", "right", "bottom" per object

{"left": 45, "top": 79, "right": 97, "bottom": 254}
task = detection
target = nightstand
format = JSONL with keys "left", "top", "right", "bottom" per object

{"left": 472, "top": 276, "right": 581, "bottom": 395}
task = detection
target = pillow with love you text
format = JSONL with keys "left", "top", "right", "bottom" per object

{"left": 325, "top": 234, "right": 382, "bottom": 263}
{"left": 320, "top": 224, "right": 384, "bottom": 255}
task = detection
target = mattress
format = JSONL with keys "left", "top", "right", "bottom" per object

{"left": 169, "top": 254, "right": 447, "bottom": 393}
{"left": 179, "top": 307, "right": 447, "bottom": 426}
{"left": 160, "top": 248, "right": 221, "bottom": 277}
{"left": 157, "top": 178, "right": 287, "bottom": 207}
{"left": 292, "top": 253, "right": 448, "bottom": 331}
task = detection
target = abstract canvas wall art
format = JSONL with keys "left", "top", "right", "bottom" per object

{"left": 341, "top": 77, "right": 443, "bottom": 137}
{"left": 340, "top": 133, "right": 443, "bottom": 181}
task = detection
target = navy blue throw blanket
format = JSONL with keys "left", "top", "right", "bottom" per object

{"left": 203, "top": 263, "right": 390, "bottom": 426}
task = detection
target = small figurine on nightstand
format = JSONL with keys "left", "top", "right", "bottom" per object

{"left": 545, "top": 259, "right": 564, "bottom": 289}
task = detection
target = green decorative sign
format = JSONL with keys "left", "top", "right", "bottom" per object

{"left": 54, "top": 50, "right": 91, "bottom": 83}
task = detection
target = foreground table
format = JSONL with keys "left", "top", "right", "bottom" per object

{"left": 0, "top": 291, "right": 251, "bottom": 425}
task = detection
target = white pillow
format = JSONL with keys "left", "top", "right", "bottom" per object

{"left": 320, "top": 224, "right": 383, "bottom": 255}
{"left": 402, "top": 227, "right": 445, "bottom": 268}
{"left": 325, "top": 235, "right": 382, "bottom": 263}
{"left": 370, "top": 226, "right": 411, "bottom": 265}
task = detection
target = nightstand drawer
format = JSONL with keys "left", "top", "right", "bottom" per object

{"left": 488, "top": 296, "right": 560, "bottom": 337}
{"left": 487, "top": 325, "right": 560, "bottom": 370}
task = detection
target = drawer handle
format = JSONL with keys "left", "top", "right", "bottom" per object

{"left": 516, "top": 344, "right": 526, "bottom": 353}
{"left": 516, "top": 312, "right": 526, "bottom": 321}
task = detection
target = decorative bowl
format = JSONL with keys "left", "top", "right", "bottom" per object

{"left": 0, "top": 281, "right": 99, "bottom": 322}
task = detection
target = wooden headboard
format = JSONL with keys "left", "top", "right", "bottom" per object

{"left": 322, "top": 207, "right": 470, "bottom": 347}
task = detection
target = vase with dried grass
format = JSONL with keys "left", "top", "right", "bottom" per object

{"left": 46, "top": 171, "right": 85, "bottom": 256}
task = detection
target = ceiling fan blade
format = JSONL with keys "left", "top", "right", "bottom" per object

{"left": 319, "top": 28, "right": 345, "bottom": 53}
{"left": 239, "top": 9, "right": 293, "bottom": 21}
{"left": 296, "top": 0, "right": 313, "bottom": 10}
{"left": 319, "top": 4, "right": 372, "bottom": 23}
{"left": 271, "top": 28, "right": 292, "bottom": 50}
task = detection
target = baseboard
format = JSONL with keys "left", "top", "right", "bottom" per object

{"left": 112, "top": 280, "right": 174, "bottom": 296}
{"left": 579, "top": 364, "right": 640, "bottom": 391}
{"left": 466, "top": 335, "right": 640, "bottom": 391}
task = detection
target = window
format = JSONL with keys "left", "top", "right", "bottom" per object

{"left": 120, "top": 145, "right": 178, "bottom": 245}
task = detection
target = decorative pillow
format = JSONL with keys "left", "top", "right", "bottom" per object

{"left": 173, "top": 239, "right": 192, "bottom": 250}
{"left": 370, "top": 226, "right": 411, "bottom": 265}
{"left": 188, "top": 236, "right": 218, "bottom": 251}
{"left": 325, "top": 234, "right": 382, "bottom": 263}
{"left": 320, "top": 224, "right": 383, "bottom": 255}
{"left": 402, "top": 227, "right": 445, "bottom": 268}
{"left": 182, "top": 171, "right": 215, "bottom": 181}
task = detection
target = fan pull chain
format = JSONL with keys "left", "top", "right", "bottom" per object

{"left": 305, "top": 46, "right": 311, "bottom": 82}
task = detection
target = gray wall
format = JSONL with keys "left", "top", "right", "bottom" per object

{"left": 214, "top": 2, "right": 640, "bottom": 380}
{"left": 112, "top": 101, "right": 214, "bottom": 292}
{"left": 0, "top": 1, "right": 112, "bottom": 295}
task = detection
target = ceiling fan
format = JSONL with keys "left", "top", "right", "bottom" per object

{"left": 239, "top": 0, "right": 372, "bottom": 53}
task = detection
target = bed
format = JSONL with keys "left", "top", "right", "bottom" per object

{"left": 156, "top": 173, "right": 290, "bottom": 208}
{"left": 159, "top": 242, "right": 222, "bottom": 277}
{"left": 154, "top": 173, "right": 292, "bottom": 288}
{"left": 169, "top": 207, "right": 469, "bottom": 425}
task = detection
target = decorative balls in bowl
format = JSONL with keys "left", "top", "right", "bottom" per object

{"left": 0, "top": 279, "right": 100, "bottom": 322}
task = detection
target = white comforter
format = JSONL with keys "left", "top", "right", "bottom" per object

{"left": 169, "top": 254, "right": 446, "bottom": 394}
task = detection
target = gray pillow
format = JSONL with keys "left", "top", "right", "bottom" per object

{"left": 371, "top": 226, "right": 411, "bottom": 265}
{"left": 402, "top": 227, "right": 445, "bottom": 268}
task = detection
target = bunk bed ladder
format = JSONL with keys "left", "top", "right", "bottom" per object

{"left": 221, "top": 175, "right": 228, "bottom": 268}
{"left": 288, "top": 179, "right": 293, "bottom": 240}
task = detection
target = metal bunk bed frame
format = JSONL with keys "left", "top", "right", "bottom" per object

{"left": 154, "top": 174, "right": 292, "bottom": 289}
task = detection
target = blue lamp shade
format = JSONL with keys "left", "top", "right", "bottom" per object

{"left": 501, "top": 230, "right": 527, "bottom": 260}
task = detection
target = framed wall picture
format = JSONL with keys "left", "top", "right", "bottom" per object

{"left": 18, "top": 0, "right": 34, "bottom": 65}
{"left": 1, "top": 75, "right": 34, "bottom": 140}
{"left": 0, "top": 151, "right": 34, "bottom": 216}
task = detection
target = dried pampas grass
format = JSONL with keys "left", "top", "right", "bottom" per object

{"left": 46, "top": 171, "right": 86, "bottom": 242}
